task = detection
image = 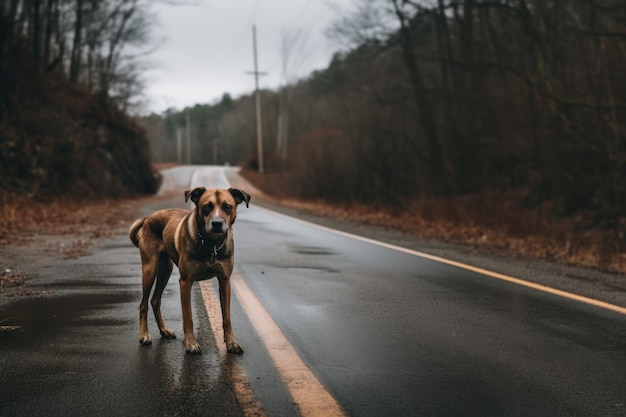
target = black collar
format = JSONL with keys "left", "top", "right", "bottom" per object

{"left": 195, "top": 215, "right": 227, "bottom": 260}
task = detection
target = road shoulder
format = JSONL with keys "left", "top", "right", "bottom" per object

{"left": 227, "top": 169, "right": 626, "bottom": 312}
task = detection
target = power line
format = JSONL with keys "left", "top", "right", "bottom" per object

{"left": 240, "top": 0, "right": 262, "bottom": 47}
{"left": 227, "top": 0, "right": 262, "bottom": 75}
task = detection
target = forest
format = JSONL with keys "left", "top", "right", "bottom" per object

{"left": 2, "top": 0, "right": 626, "bottom": 269}
{"left": 142, "top": 0, "right": 626, "bottom": 269}
{"left": 0, "top": 0, "right": 159, "bottom": 198}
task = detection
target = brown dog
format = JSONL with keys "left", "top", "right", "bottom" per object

{"left": 129, "top": 187, "right": 250, "bottom": 354}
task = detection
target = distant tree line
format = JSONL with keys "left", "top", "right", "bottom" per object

{"left": 142, "top": 0, "right": 626, "bottom": 246}
{"left": 140, "top": 93, "right": 246, "bottom": 166}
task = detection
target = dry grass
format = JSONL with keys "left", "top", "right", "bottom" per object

{"left": 0, "top": 193, "right": 151, "bottom": 245}
{"left": 241, "top": 168, "right": 626, "bottom": 273}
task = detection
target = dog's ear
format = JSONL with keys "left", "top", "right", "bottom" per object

{"left": 229, "top": 188, "right": 251, "bottom": 208}
{"left": 184, "top": 187, "right": 206, "bottom": 204}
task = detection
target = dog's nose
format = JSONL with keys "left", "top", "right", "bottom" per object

{"left": 210, "top": 219, "right": 225, "bottom": 232}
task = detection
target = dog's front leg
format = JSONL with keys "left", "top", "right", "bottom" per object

{"left": 179, "top": 278, "right": 202, "bottom": 354}
{"left": 218, "top": 276, "right": 244, "bottom": 354}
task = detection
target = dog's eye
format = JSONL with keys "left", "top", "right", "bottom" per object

{"left": 202, "top": 204, "right": 212, "bottom": 216}
{"left": 222, "top": 203, "right": 232, "bottom": 213}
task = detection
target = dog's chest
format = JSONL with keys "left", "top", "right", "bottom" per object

{"left": 184, "top": 250, "right": 230, "bottom": 281}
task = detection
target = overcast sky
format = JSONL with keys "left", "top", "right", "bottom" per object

{"left": 142, "top": 0, "right": 355, "bottom": 114}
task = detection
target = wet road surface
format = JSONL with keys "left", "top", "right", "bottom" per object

{"left": 1, "top": 166, "right": 626, "bottom": 417}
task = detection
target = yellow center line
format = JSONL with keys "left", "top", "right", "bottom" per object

{"left": 199, "top": 281, "right": 267, "bottom": 417}
{"left": 255, "top": 205, "right": 626, "bottom": 316}
{"left": 230, "top": 267, "right": 347, "bottom": 417}
{"left": 198, "top": 168, "right": 345, "bottom": 416}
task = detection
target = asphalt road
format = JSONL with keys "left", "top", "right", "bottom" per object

{"left": 1, "top": 166, "right": 626, "bottom": 417}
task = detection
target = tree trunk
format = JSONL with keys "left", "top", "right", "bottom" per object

{"left": 100, "top": 1, "right": 136, "bottom": 101}
{"left": 390, "top": 0, "right": 453, "bottom": 192}
{"left": 69, "top": 0, "right": 84, "bottom": 83}
{"left": 32, "top": 0, "right": 41, "bottom": 65}
{"left": 43, "top": 0, "right": 56, "bottom": 66}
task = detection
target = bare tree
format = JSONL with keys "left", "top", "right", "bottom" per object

{"left": 69, "top": 0, "right": 84, "bottom": 82}
{"left": 276, "top": 29, "right": 309, "bottom": 162}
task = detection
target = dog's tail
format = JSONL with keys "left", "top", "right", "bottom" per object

{"left": 129, "top": 218, "right": 146, "bottom": 248}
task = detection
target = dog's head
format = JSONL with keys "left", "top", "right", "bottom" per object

{"left": 184, "top": 187, "right": 251, "bottom": 236}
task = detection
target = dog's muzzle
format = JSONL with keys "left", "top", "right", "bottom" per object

{"left": 209, "top": 217, "right": 227, "bottom": 234}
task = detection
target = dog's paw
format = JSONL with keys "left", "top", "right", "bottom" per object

{"left": 139, "top": 335, "right": 152, "bottom": 346}
{"left": 226, "top": 341, "right": 244, "bottom": 354}
{"left": 160, "top": 328, "right": 177, "bottom": 339}
{"left": 185, "top": 342, "right": 202, "bottom": 354}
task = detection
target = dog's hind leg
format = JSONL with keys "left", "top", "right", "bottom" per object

{"left": 151, "top": 254, "right": 176, "bottom": 339}
{"left": 139, "top": 252, "right": 158, "bottom": 346}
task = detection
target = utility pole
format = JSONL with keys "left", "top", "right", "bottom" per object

{"left": 176, "top": 126, "right": 182, "bottom": 164}
{"left": 185, "top": 114, "right": 191, "bottom": 165}
{"left": 248, "top": 25, "right": 267, "bottom": 174}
